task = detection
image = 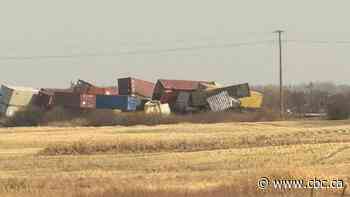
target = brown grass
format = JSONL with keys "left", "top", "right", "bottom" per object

{"left": 1, "top": 120, "right": 350, "bottom": 197}
{"left": 0, "top": 173, "right": 345, "bottom": 197}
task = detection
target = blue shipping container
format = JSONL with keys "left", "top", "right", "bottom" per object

{"left": 96, "top": 95, "right": 139, "bottom": 111}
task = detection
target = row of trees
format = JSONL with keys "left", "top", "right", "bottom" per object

{"left": 254, "top": 82, "right": 350, "bottom": 119}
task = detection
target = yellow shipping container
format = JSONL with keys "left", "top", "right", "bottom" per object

{"left": 239, "top": 91, "right": 263, "bottom": 109}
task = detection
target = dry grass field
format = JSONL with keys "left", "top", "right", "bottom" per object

{"left": 1, "top": 120, "right": 350, "bottom": 196}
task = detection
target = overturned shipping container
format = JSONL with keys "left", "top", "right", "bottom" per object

{"left": 118, "top": 77, "right": 155, "bottom": 98}
{"left": 34, "top": 88, "right": 73, "bottom": 108}
{"left": 239, "top": 91, "right": 263, "bottom": 109}
{"left": 1, "top": 85, "right": 38, "bottom": 106}
{"left": 206, "top": 91, "right": 240, "bottom": 112}
{"left": 74, "top": 79, "right": 118, "bottom": 95}
{"left": 152, "top": 79, "right": 212, "bottom": 106}
{"left": 96, "top": 95, "right": 139, "bottom": 111}
{"left": 53, "top": 92, "right": 96, "bottom": 109}
{"left": 153, "top": 79, "right": 211, "bottom": 99}
{"left": 191, "top": 83, "right": 250, "bottom": 107}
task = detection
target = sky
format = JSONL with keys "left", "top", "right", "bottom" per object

{"left": 0, "top": 0, "right": 350, "bottom": 88}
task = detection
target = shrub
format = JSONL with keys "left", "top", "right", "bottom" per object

{"left": 327, "top": 94, "right": 350, "bottom": 120}
{"left": 3, "top": 107, "right": 45, "bottom": 127}
{"left": 2, "top": 106, "right": 280, "bottom": 127}
{"left": 41, "top": 107, "right": 82, "bottom": 123}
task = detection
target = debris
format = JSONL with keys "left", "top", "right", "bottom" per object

{"left": 144, "top": 101, "right": 171, "bottom": 115}
{"left": 0, "top": 77, "right": 255, "bottom": 117}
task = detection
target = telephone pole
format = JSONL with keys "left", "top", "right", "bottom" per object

{"left": 274, "top": 30, "right": 284, "bottom": 119}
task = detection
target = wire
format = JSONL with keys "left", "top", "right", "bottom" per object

{"left": 286, "top": 40, "right": 350, "bottom": 45}
{"left": 0, "top": 40, "right": 273, "bottom": 61}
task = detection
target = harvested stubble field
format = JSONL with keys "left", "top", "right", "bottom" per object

{"left": 1, "top": 120, "right": 350, "bottom": 197}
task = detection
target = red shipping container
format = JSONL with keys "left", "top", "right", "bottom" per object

{"left": 74, "top": 80, "right": 118, "bottom": 95}
{"left": 53, "top": 92, "right": 96, "bottom": 109}
{"left": 153, "top": 79, "right": 211, "bottom": 100}
{"left": 86, "top": 86, "right": 118, "bottom": 95}
{"left": 79, "top": 94, "right": 95, "bottom": 108}
{"left": 118, "top": 77, "right": 155, "bottom": 98}
{"left": 159, "top": 91, "right": 178, "bottom": 104}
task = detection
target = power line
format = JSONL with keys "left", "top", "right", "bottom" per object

{"left": 286, "top": 40, "right": 350, "bottom": 45}
{"left": 0, "top": 40, "right": 273, "bottom": 61}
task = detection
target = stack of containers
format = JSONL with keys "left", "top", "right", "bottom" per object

{"left": 118, "top": 77, "right": 155, "bottom": 98}
{"left": 42, "top": 80, "right": 119, "bottom": 110}
{"left": 118, "top": 77, "right": 155, "bottom": 110}
{"left": 0, "top": 85, "right": 39, "bottom": 117}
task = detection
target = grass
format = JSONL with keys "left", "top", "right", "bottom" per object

{"left": 0, "top": 120, "right": 350, "bottom": 196}
{"left": 3, "top": 107, "right": 280, "bottom": 127}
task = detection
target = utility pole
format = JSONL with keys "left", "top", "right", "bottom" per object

{"left": 274, "top": 30, "right": 284, "bottom": 119}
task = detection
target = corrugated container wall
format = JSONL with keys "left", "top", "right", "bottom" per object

{"left": 96, "top": 95, "right": 139, "bottom": 111}
{"left": 80, "top": 94, "right": 96, "bottom": 108}
{"left": 118, "top": 77, "right": 155, "bottom": 98}
{"left": 34, "top": 88, "right": 73, "bottom": 108}
{"left": 88, "top": 87, "right": 118, "bottom": 95}
{"left": 53, "top": 92, "right": 96, "bottom": 109}
{"left": 74, "top": 80, "right": 118, "bottom": 95}
{"left": 206, "top": 91, "right": 235, "bottom": 112}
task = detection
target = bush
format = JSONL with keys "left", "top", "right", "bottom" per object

{"left": 327, "top": 94, "right": 350, "bottom": 120}
{"left": 41, "top": 107, "right": 82, "bottom": 123}
{"left": 3, "top": 107, "right": 45, "bottom": 127}
{"left": 2, "top": 106, "right": 280, "bottom": 127}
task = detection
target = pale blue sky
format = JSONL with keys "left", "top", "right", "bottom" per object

{"left": 0, "top": 1, "right": 349, "bottom": 88}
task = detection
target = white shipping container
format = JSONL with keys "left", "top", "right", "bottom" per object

{"left": 1, "top": 85, "right": 38, "bottom": 106}
{"left": 206, "top": 91, "right": 234, "bottom": 112}
{"left": 144, "top": 101, "right": 171, "bottom": 115}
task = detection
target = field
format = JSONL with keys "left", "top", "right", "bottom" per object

{"left": 1, "top": 120, "right": 350, "bottom": 197}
